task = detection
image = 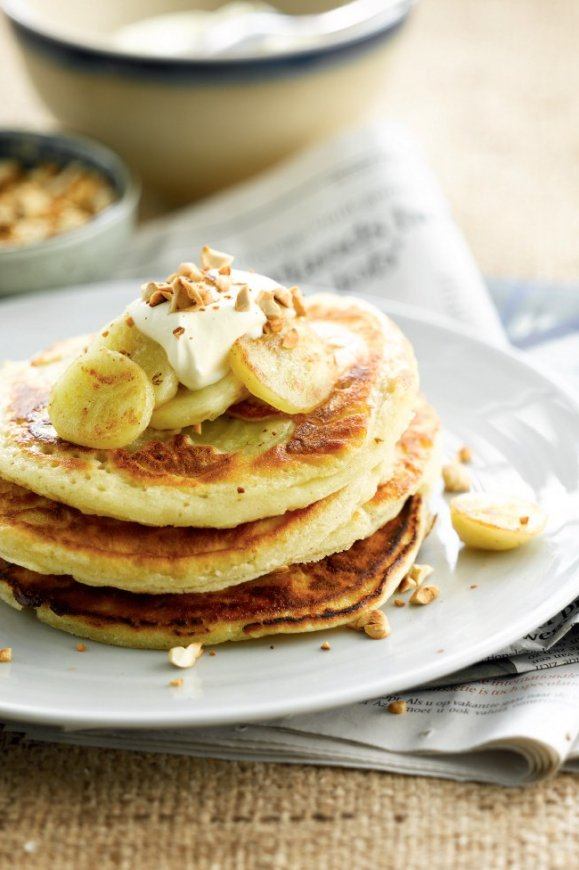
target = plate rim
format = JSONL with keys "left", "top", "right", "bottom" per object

{"left": 0, "top": 285, "right": 578, "bottom": 730}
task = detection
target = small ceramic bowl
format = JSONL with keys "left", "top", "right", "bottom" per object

{"left": 0, "top": 129, "right": 139, "bottom": 297}
{"left": 3, "top": 0, "right": 415, "bottom": 203}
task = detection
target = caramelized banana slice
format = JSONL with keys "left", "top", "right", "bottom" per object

{"left": 228, "top": 322, "right": 337, "bottom": 415}
{"left": 49, "top": 347, "right": 155, "bottom": 449}
{"left": 451, "top": 493, "right": 547, "bottom": 551}
{"left": 150, "top": 373, "right": 247, "bottom": 430}
{"left": 93, "top": 315, "right": 178, "bottom": 407}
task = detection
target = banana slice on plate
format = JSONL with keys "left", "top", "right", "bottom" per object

{"left": 48, "top": 346, "right": 155, "bottom": 449}
{"left": 93, "top": 315, "right": 178, "bottom": 408}
{"left": 150, "top": 373, "right": 247, "bottom": 430}
{"left": 450, "top": 493, "right": 547, "bottom": 551}
{"left": 229, "top": 322, "right": 337, "bottom": 415}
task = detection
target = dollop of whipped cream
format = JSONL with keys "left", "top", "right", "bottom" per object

{"left": 127, "top": 255, "right": 290, "bottom": 391}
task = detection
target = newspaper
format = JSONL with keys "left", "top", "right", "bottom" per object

{"left": 6, "top": 123, "right": 579, "bottom": 785}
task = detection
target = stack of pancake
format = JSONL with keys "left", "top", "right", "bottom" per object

{"left": 0, "top": 294, "right": 440, "bottom": 648}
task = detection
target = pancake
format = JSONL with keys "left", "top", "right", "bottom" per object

{"left": 0, "top": 493, "right": 430, "bottom": 649}
{"left": 0, "top": 295, "right": 418, "bottom": 528}
{"left": 0, "top": 399, "right": 440, "bottom": 594}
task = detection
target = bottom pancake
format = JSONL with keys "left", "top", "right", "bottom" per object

{"left": 0, "top": 494, "right": 430, "bottom": 649}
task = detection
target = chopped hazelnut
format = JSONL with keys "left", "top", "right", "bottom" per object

{"left": 215, "top": 274, "right": 231, "bottom": 293}
{"left": 264, "top": 316, "right": 284, "bottom": 334}
{"left": 350, "top": 609, "right": 390, "bottom": 639}
{"left": 457, "top": 445, "right": 472, "bottom": 463}
{"left": 169, "top": 678, "right": 183, "bottom": 687}
{"left": 442, "top": 462, "right": 471, "bottom": 493}
{"left": 168, "top": 643, "right": 204, "bottom": 669}
{"left": 387, "top": 700, "right": 407, "bottom": 715}
{"left": 393, "top": 598, "right": 406, "bottom": 608}
{"left": 397, "top": 576, "right": 417, "bottom": 594}
{"left": 200, "top": 245, "right": 234, "bottom": 271}
{"left": 408, "top": 563, "right": 434, "bottom": 585}
{"left": 257, "top": 289, "right": 282, "bottom": 319}
{"left": 177, "top": 261, "right": 204, "bottom": 281}
{"left": 273, "top": 286, "right": 293, "bottom": 308}
{"left": 173, "top": 326, "right": 185, "bottom": 338}
{"left": 409, "top": 585, "right": 440, "bottom": 606}
{"left": 290, "top": 285, "right": 307, "bottom": 316}
{"left": 75, "top": 643, "right": 87, "bottom": 652}
{"left": 0, "top": 647, "right": 12, "bottom": 663}
{"left": 320, "top": 641, "right": 331, "bottom": 651}
{"left": 235, "top": 285, "right": 251, "bottom": 312}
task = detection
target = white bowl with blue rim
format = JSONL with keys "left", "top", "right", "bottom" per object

{"left": 3, "top": 0, "right": 415, "bottom": 203}
{"left": 0, "top": 129, "right": 139, "bottom": 297}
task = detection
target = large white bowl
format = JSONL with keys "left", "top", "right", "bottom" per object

{"left": 3, "top": 0, "right": 414, "bottom": 202}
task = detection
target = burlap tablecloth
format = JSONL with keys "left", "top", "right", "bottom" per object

{"left": 1, "top": 2, "right": 578, "bottom": 866}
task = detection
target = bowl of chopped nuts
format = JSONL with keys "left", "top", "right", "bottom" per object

{"left": 0, "top": 129, "right": 139, "bottom": 296}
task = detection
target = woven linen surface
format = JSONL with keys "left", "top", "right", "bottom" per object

{"left": 1, "top": 1, "right": 579, "bottom": 867}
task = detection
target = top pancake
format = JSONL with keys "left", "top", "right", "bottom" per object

{"left": 0, "top": 295, "right": 418, "bottom": 527}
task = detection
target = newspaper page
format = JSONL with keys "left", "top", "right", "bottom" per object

{"left": 6, "top": 123, "right": 579, "bottom": 785}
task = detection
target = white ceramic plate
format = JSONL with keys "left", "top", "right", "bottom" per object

{"left": 0, "top": 283, "right": 578, "bottom": 730}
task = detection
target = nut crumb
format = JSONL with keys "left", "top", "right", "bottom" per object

{"left": 410, "top": 585, "right": 440, "bottom": 606}
{"left": 387, "top": 700, "right": 407, "bottom": 715}
{"left": 470, "top": 584, "right": 478, "bottom": 589}
{"left": 520, "top": 516, "right": 529, "bottom": 525}
{"left": 169, "top": 678, "right": 183, "bottom": 687}
{"left": 209, "top": 650, "right": 216, "bottom": 657}
{"left": 443, "top": 462, "right": 471, "bottom": 493}
{"left": 125, "top": 316, "right": 135, "bottom": 328}
{"left": 237, "top": 486, "right": 245, "bottom": 494}
{"left": 0, "top": 647, "right": 12, "bottom": 663}
{"left": 350, "top": 609, "right": 390, "bottom": 639}
{"left": 320, "top": 641, "right": 331, "bottom": 651}
{"left": 75, "top": 643, "right": 87, "bottom": 653}
{"left": 172, "top": 326, "right": 185, "bottom": 338}
{"left": 457, "top": 445, "right": 472, "bottom": 463}
{"left": 393, "top": 598, "right": 406, "bottom": 608}
{"left": 168, "top": 643, "right": 204, "bottom": 669}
